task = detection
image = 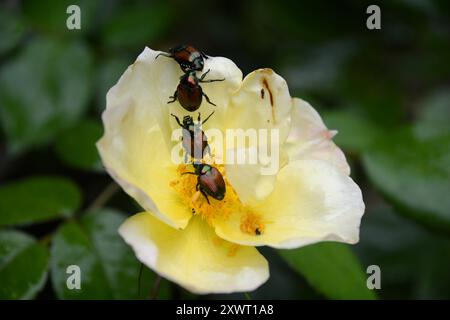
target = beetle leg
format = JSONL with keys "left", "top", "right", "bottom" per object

{"left": 181, "top": 171, "right": 197, "bottom": 175}
{"left": 200, "top": 188, "right": 210, "bottom": 204}
{"left": 203, "top": 92, "right": 216, "bottom": 106}
{"left": 167, "top": 90, "right": 178, "bottom": 104}
{"left": 155, "top": 52, "right": 172, "bottom": 60}
{"left": 197, "top": 112, "right": 201, "bottom": 122}
{"left": 199, "top": 69, "right": 225, "bottom": 83}
{"left": 170, "top": 113, "right": 183, "bottom": 127}
{"left": 196, "top": 182, "right": 200, "bottom": 191}
{"left": 201, "top": 51, "right": 208, "bottom": 59}
{"left": 200, "top": 78, "right": 225, "bottom": 83}
{"left": 200, "top": 77, "right": 225, "bottom": 84}
{"left": 199, "top": 69, "right": 211, "bottom": 81}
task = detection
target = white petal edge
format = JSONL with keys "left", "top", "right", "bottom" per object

{"left": 285, "top": 98, "right": 350, "bottom": 175}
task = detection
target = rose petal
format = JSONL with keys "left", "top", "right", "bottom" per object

{"left": 97, "top": 99, "right": 192, "bottom": 229}
{"left": 223, "top": 69, "right": 293, "bottom": 203}
{"left": 285, "top": 98, "right": 350, "bottom": 175}
{"left": 215, "top": 159, "right": 364, "bottom": 248}
{"left": 119, "top": 212, "right": 269, "bottom": 294}
{"left": 226, "top": 68, "right": 292, "bottom": 142}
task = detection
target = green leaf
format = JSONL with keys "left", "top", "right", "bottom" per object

{"left": 0, "top": 8, "right": 25, "bottom": 54}
{"left": 51, "top": 209, "right": 165, "bottom": 299}
{"left": 0, "top": 176, "right": 81, "bottom": 227}
{"left": 101, "top": 4, "right": 171, "bottom": 49}
{"left": 55, "top": 119, "right": 103, "bottom": 171}
{"left": 355, "top": 204, "right": 430, "bottom": 298}
{"left": 362, "top": 129, "right": 450, "bottom": 232}
{"left": 0, "top": 230, "right": 49, "bottom": 299}
{"left": 357, "top": 205, "right": 450, "bottom": 299}
{"left": 279, "top": 242, "right": 376, "bottom": 299}
{"left": 323, "top": 110, "right": 382, "bottom": 152}
{"left": 335, "top": 47, "right": 405, "bottom": 128}
{"left": 415, "top": 239, "right": 450, "bottom": 299}
{"left": 414, "top": 90, "right": 450, "bottom": 140}
{"left": 0, "top": 37, "right": 93, "bottom": 154}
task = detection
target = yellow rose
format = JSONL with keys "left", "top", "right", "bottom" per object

{"left": 96, "top": 47, "right": 364, "bottom": 294}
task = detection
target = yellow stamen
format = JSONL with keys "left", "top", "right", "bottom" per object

{"left": 240, "top": 212, "right": 265, "bottom": 236}
{"left": 169, "top": 163, "right": 266, "bottom": 236}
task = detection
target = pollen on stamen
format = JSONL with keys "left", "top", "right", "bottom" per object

{"left": 240, "top": 212, "right": 265, "bottom": 236}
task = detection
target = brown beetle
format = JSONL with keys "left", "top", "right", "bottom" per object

{"left": 183, "top": 163, "right": 226, "bottom": 204}
{"left": 155, "top": 45, "right": 207, "bottom": 72}
{"left": 168, "top": 70, "right": 224, "bottom": 112}
{"left": 171, "top": 111, "right": 214, "bottom": 162}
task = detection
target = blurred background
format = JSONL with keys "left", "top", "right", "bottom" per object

{"left": 0, "top": 0, "right": 449, "bottom": 300}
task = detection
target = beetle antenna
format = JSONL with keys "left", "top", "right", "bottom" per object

{"left": 199, "top": 69, "right": 211, "bottom": 81}
{"left": 202, "top": 111, "right": 215, "bottom": 124}
{"left": 181, "top": 172, "right": 197, "bottom": 175}
{"left": 170, "top": 113, "right": 183, "bottom": 127}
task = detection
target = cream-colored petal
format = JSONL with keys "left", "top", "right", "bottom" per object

{"left": 285, "top": 98, "right": 350, "bottom": 175}
{"left": 222, "top": 69, "right": 293, "bottom": 203}
{"left": 106, "top": 47, "right": 181, "bottom": 145}
{"left": 215, "top": 159, "right": 364, "bottom": 249}
{"left": 97, "top": 100, "right": 191, "bottom": 229}
{"left": 224, "top": 146, "right": 288, "bottom": 206}
{"left": 119, "top": 212, "right": 269, "bottom": 294}
{"left": 225, "top": 68, "right": 293, "bottom": 142}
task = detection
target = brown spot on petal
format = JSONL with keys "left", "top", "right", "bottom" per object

{"left": 262, "top": 79, "right": 274, "bottom": 107}
{"left": 262, "top": 78, "right": 275, "bottom": 123}
{"left": 260, "top": 88, "right": 265, "bottom": 99}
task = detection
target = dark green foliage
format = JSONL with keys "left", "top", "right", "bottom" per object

{"left": 0, "top": 0, "right": 449, "bottom": 300}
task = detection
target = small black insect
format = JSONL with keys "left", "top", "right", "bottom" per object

{"left": 168, "top": 70, "right": 224, "bottom": 112}
{"left": 183, "top": 163, "right": 226, "bottom": 204}
{"left": 171, "top": 111, "right": 214, "bottom": 162}
{"left": 155, "top": 45, "right": 207, "bottom": 72}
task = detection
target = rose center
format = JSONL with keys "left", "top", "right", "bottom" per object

{"left": 169, "top": 164, "right": 265, "bottom": 236}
